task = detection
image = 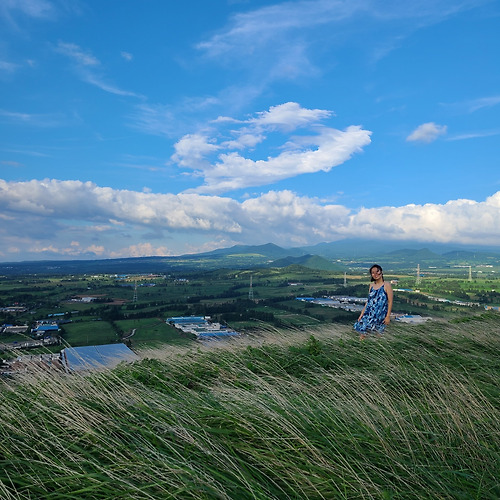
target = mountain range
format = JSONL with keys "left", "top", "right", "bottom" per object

{"left": 0, "top": 240, "right": 499, "bottom": 275}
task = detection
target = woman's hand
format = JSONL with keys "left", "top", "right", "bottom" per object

{"left": 383, "top": 316, "right": 391, "bottom": 325}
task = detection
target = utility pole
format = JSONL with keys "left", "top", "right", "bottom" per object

{"left": 248, "top": 275, "right": 254, "bottom": 300}
{"left": 133, "top": 279, "right": 138, "bottom": 303}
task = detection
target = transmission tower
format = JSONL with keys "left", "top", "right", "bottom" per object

{"left": 343, "top": 271, "right": 347, "bottom": 287}
{"left": 133, "top": 279, "right": 138, "bottom": 303}
{"left": 248, "top": 274, "right": 254, "bottom": 300}
{"left": 468, "top": 265, "right": 472, "bottom": 281}
{"left": 416, "top": 264, "right": 421, "bottom": 285}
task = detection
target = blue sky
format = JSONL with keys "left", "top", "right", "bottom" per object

{"left": 1, "top": 0, "right": 499, "bottom": 261}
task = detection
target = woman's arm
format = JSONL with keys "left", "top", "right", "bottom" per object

{"left": 384, "top": 281, "right": 393, "bottom": 324}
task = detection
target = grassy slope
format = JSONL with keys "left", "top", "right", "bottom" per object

{"left": 1, "top": 315, "right": 499, "bottom": 499}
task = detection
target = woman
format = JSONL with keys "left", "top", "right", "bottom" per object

{"left": 354, "top": 264, "right": 393, "bottom": 339}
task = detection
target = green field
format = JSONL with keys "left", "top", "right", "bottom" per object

{"left": 61, "top": 321, "right": 118, "bottom": 347}
{"left": 1, "top": 265, "right": 499, "bottom": 356}
{"left": 115, "top": 317, "right": 193, "bottom": 348}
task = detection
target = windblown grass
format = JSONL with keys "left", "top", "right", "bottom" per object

{"left": 1, "top": 316, "right": 499, "bottom": 499}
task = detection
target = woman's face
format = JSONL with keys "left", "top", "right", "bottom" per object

{"left": 371, "top": 267, "right": 382, "bottom": 280}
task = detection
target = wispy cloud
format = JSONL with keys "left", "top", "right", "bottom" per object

{"left": 55, "top": 41, "right": 142, "bottom": 98}
{"left": 0, "top": 0, "right": 56, "bottom": 22}
{"left": 197, "top": 0, "right": 486, "bottom": 75}
{"left": 406, "top": 122, "right": 447, "bottom": 143}
{"left": 441, "top": 94, "right": 500, "bottom": 114}
{"left": 0, "top": 59, "right": 20, "bottom": 73}
{"left": 447, "top": 129, "right": 500, "bottom": 141}
{"left": 120, "top": 51, "right": 133, "bottom": 61}
{"left": 56, "top": 42, "right": 99, "bottom": 66}
{"left": 0, "top": 160, "right": 23, "bottom": 167}
{"left": 466, "top": 96, "right": 500, "bottom": 112}
{"left": 0, "top": 108, "right": 68, "bottom": 127}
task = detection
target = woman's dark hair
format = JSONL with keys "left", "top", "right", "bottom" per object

{"left": 369, "top": 264, "right": 384, "bottom": 282}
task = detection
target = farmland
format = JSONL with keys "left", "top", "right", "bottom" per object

{"left": 1, "top": 261, "right": 498, "bottom": 357}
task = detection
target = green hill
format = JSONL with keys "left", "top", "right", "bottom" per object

{"left": 1, "top": 315, "right": 499, "bottom": 499}
{"left": 270, "top": 254, "right": 343, "bottom": 271}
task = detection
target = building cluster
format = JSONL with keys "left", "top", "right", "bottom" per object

{"left": 0, "top": 321, "right": 62, "bottom": 353}
{"left": 0, "top": 306, "right": 27, "bottom": 314}
{"left": 296, "top": 295, "right": 366, "bottom": 313}
{"left": 1, "top": 324, "right": 28, "bottom": 335}
{"left": 166, "top": 316, "right": 239, "bottom": 339}
{"left": 393, "top": 314, "right": 431, "bottom": 324}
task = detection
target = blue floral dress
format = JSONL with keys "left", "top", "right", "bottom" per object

{"left": 354, "top": 284, "right": 388, "bottom": 334}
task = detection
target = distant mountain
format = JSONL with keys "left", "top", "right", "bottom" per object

{"left": 384, "top": 248, "right": 444, "bottom": 262}
{"left": 200, "top": 243, "right": 303, "bottom": 259}
{"left": 298, "top": 239, "right": 397, "bottom": 259}
{"left": 1, "top": 239, "right": 499, "bottom": 275}
{"left": 270, "top": 254, "right": 344, "bottom": 271}
{"left": 300, "top": 239, "right": 500, "bottom": 260}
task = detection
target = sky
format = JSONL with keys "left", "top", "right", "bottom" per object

{"left": 1, "top": 0, "right": 500, "bottom": 262}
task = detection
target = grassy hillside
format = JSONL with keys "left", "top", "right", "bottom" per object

{"left": 1, "top": 316, "right": 499, "bottom": 499}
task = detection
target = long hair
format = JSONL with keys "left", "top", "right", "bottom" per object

{"left": 369, "top": 264, "right": 384, "bottom": 282}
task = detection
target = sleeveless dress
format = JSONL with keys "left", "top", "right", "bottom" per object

{"left": 354, "top": 283, "right": 388, "bottom": 334}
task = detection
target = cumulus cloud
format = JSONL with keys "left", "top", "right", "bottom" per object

{"left": 0, "top": 178, "right": 243, "bottom": 232}
{"left": 171, "top": 134, "right": 220, "bottom": 169}
{"left": 406, "top": 122, "right": 447, "bottom": 143}
{"left": 250, "top": 102, "right": 333, "bottom": 130}
{"left": 1, "top": 178, "right": 500, "bottom": 260}
{"left": 110, "top": 243, "right": 171, "bottom": 258}
{"left": 173, "top": 102, "right": 371, "bottom": 193}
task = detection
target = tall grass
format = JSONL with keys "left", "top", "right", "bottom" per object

{"left": 1, "top": 316, "right": 499, "bottom": 499}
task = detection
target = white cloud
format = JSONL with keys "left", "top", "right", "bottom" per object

{"left": 2, "top": 178, "right": 500, "bottom": 260}
{"left": 191, "top": 125, "right": 371, "bottom": 194}
{"left": 250, "top": 102, "right": 333, "bottom": 130}
{"left": 171, "top": 134, "right": 220, "bottom": 169}
{"left": 406, "top": 122, "right": 447, "bottom": 143}
{"left": 0, "top": 178, "right": 243, "bottom": 232}
{"left": 110, "top": 243, "right": 171, "bottom": 258}
{"left": 173, "top": 102, "right": 371, "bottom": 193}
